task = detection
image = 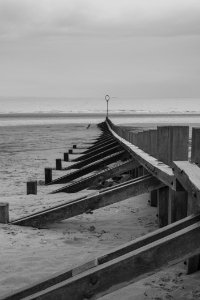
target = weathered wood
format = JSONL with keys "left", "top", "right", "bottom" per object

{"left": 45, "top": 168, "right": 52, "bottom": 185}
{"left": 191, "top": 128, "right": 200, "bottom": 166}
{"left": 106, "top": 121, "right": 174, "bottom": 188}
{"left": 168, "top": 182, "right": 188, "bottom": 224}
{"left": 0, "top": 202, "right": 9, "bottom": 224}
{"left": 56, "top": 159, "right": 62, "bottom": 170}
{"left": 63, "top": 153, "right": 69, "bottom": 162}
{"left": 158, "top": 186, "right": 169, "bottom": 228}
{"left": 11, "top": 222, "right": 200, "bottom": 300}
{"left": 27, "top": 181, "right": 37, "bottom": 195}
{"left": 80, "top": 137, "right": 115, "bottom": 155}
{"left": 65, "top": 145, "right": 122, "bottom": 170}
{"left": 172, "top": 161, "right": 200, "bottom": 210}
{"left": 149, "top": 130, "right": 157, "bottom": 158}
{"left": 48, "top": 151, "right": 126, "bottom": 185}
{"left": 11, "top": 175, "right": 163, "bottom": 227}
{"left": 157, "top": 126, "right": 189, "bottom": 166}
{"left": 51, "top": 159, "right": 139, "bottom": 194}
{"left": 150, "top": 190, "right": 157, "bottom": 207}
{"left": 72, "top": 141, "right": 119, "bottom": 162}
{"left": 3, "top": 214, "right": 200, "bottom": 300}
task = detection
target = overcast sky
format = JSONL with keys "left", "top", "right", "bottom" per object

{"left": 0, "top": 0, "right": 200, "bottom": 98}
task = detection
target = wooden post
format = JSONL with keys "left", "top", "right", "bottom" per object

{"left": 137, "top": 166, "right": 144, "bottom": 177}
{"left": 169, "top": 180, "right": 187, "bottom": 223}
{"left": 143, "top": 131, "right": 150, "bottom": 153}
{"left": 56, "top": 159, "right": 62, "bottom": 170}
{"left": 73, "top": 145, "right": 77, "bottom": 149}
{"left": 45, "top": 168, "right": 52, "bottom": 184}
{"left": 64, "top": 153, "right": 69, "bottom": 162}
{"left": 157, "top": 126, "right": 189, "bottom": 166}
{"left": 157, "top": 126, "right": 189, "bottom": 227}
{"left": 68, "top": 149, "right": 73, "bottom": 154}
{"left": 27, "top": 181, "right": 37, "bottom": 195}
{"left": 149, "top": 129, "right": 157, "bottom": 158}
{"left": 187, "top": 127, "right": 200, "bottom": 274}
{"left": 150, "top": 190, "right": 157, "bottom": 207}
{"left": 137, "top": 132, "right": 144, "bottom": 150}
{"left": 191, "top": 128, "right": 200, "bottom": 165}
{"left": 0, "top": 203, "right": 9, "bottom": 223}
{"left": 158, "top": 186, "right": 169, "bottom": 227}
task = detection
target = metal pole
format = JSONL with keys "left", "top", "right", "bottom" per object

{"left": 105, "top": 95, "right": 110, "bottom": 119}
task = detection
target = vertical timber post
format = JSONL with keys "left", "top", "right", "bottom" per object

{"left": 187, "top": 127, "right": 200, "bottom": 274}
{"left": 149, "top": 129, "right": 158, "bottom": 207}
{"left": 168, "top": 126, "right": 189, "bottom": 224}
{"left": 157, "top": 126, "right": 189, "bottom": 227}
{"left": 0, "top": 203, "right": 9, "bottom": 223}
{"left": 56, "top": 159, "right": 62, "bottom": 170}
{"left": 45, "top": 168, "right": 52, "bottom": 184}
{"left": 27, "top": 181, "right": 37, "bottom": 195}
{"left": 64, "top": 153, "right": 69, "bottom": 162}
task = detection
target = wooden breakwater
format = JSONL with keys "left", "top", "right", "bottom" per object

{"left": 1, "top": 118, "right": 200, "bottom": 300}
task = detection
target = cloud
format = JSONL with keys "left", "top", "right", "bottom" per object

{"left": 0, "top": 0, "right": 200, "bottom": 40}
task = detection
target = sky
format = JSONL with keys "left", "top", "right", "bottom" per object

{"left": 0, "top": 0, "right": 200, "bottom": 99}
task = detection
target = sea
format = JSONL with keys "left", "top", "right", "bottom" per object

{"left": 0, "top": 97, "right": 200, "bottom": 197}
{"left": 0, "top": 97, "right": 200, "bottom": 126}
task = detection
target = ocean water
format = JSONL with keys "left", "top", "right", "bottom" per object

{"left": 0, "top": 96, "right": 200, "bottom": 114}
{"left": 0, "top": 97, "right": 200, "bottom": 126}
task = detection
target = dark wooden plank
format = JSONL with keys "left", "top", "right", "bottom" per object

{"left": 14, "top": 222, "right": 200, "bottom": 299}
{"left": 11, "top": 175, "right": 163, "bottom": 227}
{"left": 106, "top": 121, "right": 174, "bottom": 188}
{"left": 65, "top": 145, "right": 122, "bottom": 170}
{"left": 3, "top": 213, "right": 200, "bottom": 300}
{"left": 51, "top": 159, "right": 139, "bottom": 193}
{"left": 48, "top": 151, "right": 126, "bottom": 185}
{"left": 72, "top": 141, "right": 119, "bottom": 162}
{"left": 172, "top": 161, "right": 200, "bottom": 211}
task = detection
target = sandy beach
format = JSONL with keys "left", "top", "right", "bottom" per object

{"left": 0, "top": 120, "right": 200, "bottom": 299}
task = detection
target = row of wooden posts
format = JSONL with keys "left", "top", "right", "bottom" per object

{"left": 107, "top": 118, "right": 200, "bottom": 273}
{"left": 26, "top": 145, "right": 79, "bottom": 195}
{"left": 0, "top": 144, "right": 80, "bottom": 224}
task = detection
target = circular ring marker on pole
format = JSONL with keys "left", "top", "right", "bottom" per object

{"left": 105, "top": 95, "right": 110, "bottom": 102}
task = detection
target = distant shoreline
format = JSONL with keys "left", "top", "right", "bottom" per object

{"left": 1, "top": 112, "right": 200, "bottom": 118}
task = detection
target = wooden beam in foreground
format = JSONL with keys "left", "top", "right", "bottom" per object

{"left": 8, "top": 218, "right": 200, "bottom": 300}
{"left": 3, "top": 214, "right": 200, "bottom": 300}
{"left": 11, "top": 175, "right": 163, "bottom": 227}
{"left": 47, "top": 150, "right": 126, "bottom": 185}
{"left": 106, "top": 121, "right": 174, "bottom": 188}
{"left": 51, "top": 159, "right": 140, "bottom": 193}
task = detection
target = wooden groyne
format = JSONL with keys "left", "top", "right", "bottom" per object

{"left": 1, "top": 118, "right": 200, "bottom": 299}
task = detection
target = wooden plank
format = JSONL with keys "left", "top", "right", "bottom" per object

{"left": 65, "top": 145, "right": 122, "bottom": 170}
{"left": 15, "top": 222, "right": 200, "bottom": 300}
{"left": 47, "top": 151, "right": 126, "bottom": 185}
{"left": 11, "top": 175, "right": 163, "bottom": 227}
{"left": 81, "top": 137, "right": 115, "bottom": 154}
{"left": 158, "top": 186, "right": 169, "bottom": 227}
{"left": 172, "top": 161, "right": 200, "bottom": 211}
{"left": 72, "top": 141, "right": 119, "bottom": 162}
{"left": 106, "top": 121, "right": 174, "bottom": 188}
{"left": 51, "top": 159, "right": 139, "bottom": 194}
{"left": 3, "top": 214, "right": 200, "bottom": 300}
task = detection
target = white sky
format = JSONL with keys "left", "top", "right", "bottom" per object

{"left": 0, "top": 0, "right": 200, "bottom": 98}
